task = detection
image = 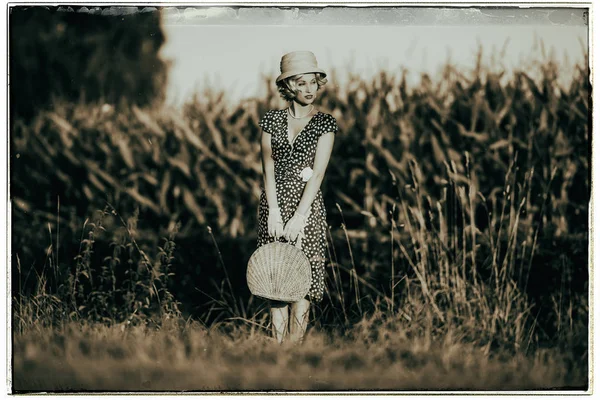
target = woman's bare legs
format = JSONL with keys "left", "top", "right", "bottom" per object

{"left": 289, "top": 298, "right": 310, "bottom": 344}
{"left": 270, "top": 301, "right": 289, "bottom": 344}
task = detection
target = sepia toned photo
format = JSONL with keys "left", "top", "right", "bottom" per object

{"left": 8, "top": 2, "right": 591, "bottom": 393}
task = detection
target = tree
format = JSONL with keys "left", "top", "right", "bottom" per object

{"left": 10, "top": 6, "right": 169, "bottom": 119}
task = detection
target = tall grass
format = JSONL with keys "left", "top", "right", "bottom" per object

{"left": 14, "top": 205, "right": 182, "bottom": 332}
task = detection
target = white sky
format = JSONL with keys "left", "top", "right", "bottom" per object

{"left": 160, "top": 10, "right": 588, "bottom": 106}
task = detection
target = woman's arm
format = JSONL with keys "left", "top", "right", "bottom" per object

{"left": 261, "top": 127, "right": 285, "bottom": 238}
{"left": 261, "top": 129, "right": 278, "bottom": 209}
{"left": 295, "top": 131, "right": 335, "bottom": 215}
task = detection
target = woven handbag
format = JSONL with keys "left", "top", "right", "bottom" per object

{"left": 246, "top": 237, "right": 311, "bottom": 302}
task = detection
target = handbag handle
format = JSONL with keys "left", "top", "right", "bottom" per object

{"left": 291, "top": 232, "right": 304, "bottom": 249}
{"left": 269, "top": 232, "right": 304, "bottom": 250}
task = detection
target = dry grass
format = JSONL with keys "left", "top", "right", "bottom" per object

{"left": 13, "top": 314, "right": 578, "bottom": 392}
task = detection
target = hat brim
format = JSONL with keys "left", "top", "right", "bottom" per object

{"left": 276, "top": 68, "right": 327, "bottom": 83}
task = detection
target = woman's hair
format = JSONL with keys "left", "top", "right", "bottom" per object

{"left": 277, "top": 72, "right": 328, "bottom": 102}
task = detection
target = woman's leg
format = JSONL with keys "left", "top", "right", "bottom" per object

{"left": 289, "top": 298, "right": 310, "bottom": 344}
{"left": 270, "top": 301, "right": 289, "bottom": 343}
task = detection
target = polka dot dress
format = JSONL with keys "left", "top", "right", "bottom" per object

{"left": 257, "top": 109, "right": 339, "bottom": 303}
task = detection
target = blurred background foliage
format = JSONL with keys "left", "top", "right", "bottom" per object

{"left": 10, "top": 6, "right": 589, "bottom": 365}
{"left": 10, "top": 6, "right": 168, "bottom": 120}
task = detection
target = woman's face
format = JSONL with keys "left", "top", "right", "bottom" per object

{"left": 293, "top": 74, "right": 318, "bottom": 105}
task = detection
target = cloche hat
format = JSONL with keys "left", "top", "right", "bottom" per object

{"left": 276, "top": 51, "right": 327, "bottom": 83}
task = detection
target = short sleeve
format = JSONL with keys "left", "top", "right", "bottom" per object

{"left": 258, "top": 110, "right": 274, "bottom": 134}
{"left": 321, "top": 113, "right": 339, "bottom": 136}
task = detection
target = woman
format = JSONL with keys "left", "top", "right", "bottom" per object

{"left": 257, "top": 51, "right": 338, "bottom": 344}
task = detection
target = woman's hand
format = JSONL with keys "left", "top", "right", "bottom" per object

{"left": 283, "top": 212, "right": 308, "bottom": 243}
{"left": 268, "top": 207, "right": 284, "bottom": 238}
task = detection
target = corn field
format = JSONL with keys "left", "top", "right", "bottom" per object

{"left": 11, "top": 50, "right": 589, "bottom": 390}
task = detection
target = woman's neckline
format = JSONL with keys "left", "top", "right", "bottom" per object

{"left": 284, "top": 109, "right": 321, "bottom": 149}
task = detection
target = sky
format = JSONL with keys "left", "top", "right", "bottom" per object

{"left": 159, "top": 7, "right": 588, "bottom": 106}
